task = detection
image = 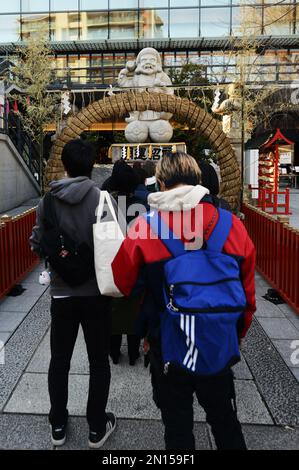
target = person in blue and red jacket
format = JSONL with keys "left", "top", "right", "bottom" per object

{"left": 110, "top": 152, "right": 256, "bottom": 450}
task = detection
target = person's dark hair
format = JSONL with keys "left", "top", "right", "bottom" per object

{"left": 110, "top": 159, "right": 139, "bottom": 195}
{"left": 134, "top": 167, "right": 147, "bottom": 185}
{"left": 156, "top": 151, "right": 201, "bottom": 189}
{"left": 198, "top": 162, "right": 220, "bottom": 196}
{"left": 143, "top": 160, "right": 156, "bottom": 178}
{"left": 61, "top": 139, "right": 96, "bottom": 178}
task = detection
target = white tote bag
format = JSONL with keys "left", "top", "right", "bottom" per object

{"left": 93, "top": 191, "right": 124, "bottom": 297}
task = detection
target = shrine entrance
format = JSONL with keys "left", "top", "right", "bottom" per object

{"left": 45, "top": 91, "right": 241, "bottom": 210}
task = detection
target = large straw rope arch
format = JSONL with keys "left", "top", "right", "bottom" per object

{"left": 45, "top": 91, "right": 241, "bottom": 210}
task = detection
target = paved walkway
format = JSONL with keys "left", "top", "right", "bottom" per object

{"left": 0, "top": 267, "right": 298, "bottom": 450}
{"left": 289, "top": 189, "right": 299, "bottom": 229}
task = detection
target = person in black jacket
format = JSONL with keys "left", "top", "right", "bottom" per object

{"left": 199, "top": 161, "right": 231, "bottom": 211}
{"left": 30, "top": 139, "right": 116, "bottom": 449}
{"left": 133, "top": 166, "right": 150, "bottom": 207}
{"left": 105, "top": 160, "right": 148, "bottom": 365}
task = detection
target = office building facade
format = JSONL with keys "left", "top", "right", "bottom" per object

{"left": 0, "top": 1, "right": 298, "bottom": 88}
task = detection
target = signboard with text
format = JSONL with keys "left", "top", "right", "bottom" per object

{"left": 109, "top": 143, "right": 187, "bottom": 163}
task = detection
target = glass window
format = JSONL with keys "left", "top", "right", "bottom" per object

{"left": 163, "top": 51, "right": 175, "bottom": 66}
{"left": 0, "top": 14, "right": 21, "bottom": 42}
{"left": 68, "top": 54, "right": 79, "bottom": 67}
{"left": 21, "top": 13, "right": 50, "bottom": 40}
{"left": 170, "top": 9, "right": 199, "bottom": 38}
{"left": 51, "top": 0, "right": 78, "bottom": 12}
{"left": 91, "top": 54, "right": 102, "bottom": 66}
{"left": 139, "top": 9, "right": 168, "bottom": 38}
{"left": 55, "top": 55, "right": 68, "bottom": 68}
{"left": 234, "top": 5, "right": 262, "bottom": 35}
{"left": 175, "top": 51, "right": 187, "bottom": 65}
{"left": 263, "top": 0, "right": 289, "bottom": 3}
{"left": 109, "top": 10, "right": 138, "bottom": 39}
{"left": 22, "top": 1, "right": 49, "bottom": 12}
{"left": 170, "top": 1, "right": 198, "bottom": 6}
{"left": 54, "top": 55, "right": 67, "bottom": 79}
{"left": 50, "top": 13, "right": 79, "bottom": 40}
{"left": 80, "top": 11, "right": 108, "bottom": 39}
{"left": 0, "top": 1, "right": 20, "bottom": 13}
{"left": 89, "top": 69, "right": 103, "bottom": 84}
{"left": 200, "top": 8, "right": 230, "bottom": 37}
{"left": 126, "top": 52, "right": 136, "bottom": 61}
{"left": 256, "top": 52, "right": 277, "bottom": 65}
{"left": 188, "top": 51, "right": 200, "bottom": 64}
{"left": 103, "top": 67, "right": 117, "bottom": 85}
{"left": 139, "top": 1, "right": 168, "bottom": 7}
{"left": 80, "top": 0, "right": 108, "bottom": 10}
{"left": 80, "top": 53, "right": 90, "bottom": 66}
{"left": 201, "top": 0, "right": 230, "bottom": 5}
{"left": 114, "top": 52, "right": 125, "bottom": 66}
{"left": 264, "top": 5, "right": 294, "bottom": 35}
{"left": 103, "top": 53, "right": 113, "bottom": 66}
{"left": 109, "top": 0, "right": 138, "bottom": 9}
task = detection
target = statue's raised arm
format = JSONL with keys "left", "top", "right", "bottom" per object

{"left": 117, "top": 61, "right": 137, "bottom": 88}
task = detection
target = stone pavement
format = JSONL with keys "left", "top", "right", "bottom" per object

{"left": 0, "top": 267, "right": 298, "bottom": 450}
{"left": 289, "top": 189, "right": 299, "bottom": 230}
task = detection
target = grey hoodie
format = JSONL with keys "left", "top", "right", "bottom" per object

{"left": 30, "top": 177, "right": 107, "bottom": 297}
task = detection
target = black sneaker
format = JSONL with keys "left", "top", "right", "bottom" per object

{"left": 51, "top": 424, "right": 67, "bottom": 446}
{"left": 110, "top": 354, "right": 120, "bottom": 365}
{"left": 88, "top": 413, "right": 116, "bottom": 449}
{"left": 129, "top": 352, "right": 140, "bottom": 366}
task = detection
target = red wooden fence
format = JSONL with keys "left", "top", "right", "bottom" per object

{"left": 242, "top": 203, "right": 299, "bottom": 315}
{"left": 248, "top": 185, "right": 291, "bottom": 215}
{"left": 0, "top": 209, "right": 39, "bottom": 300}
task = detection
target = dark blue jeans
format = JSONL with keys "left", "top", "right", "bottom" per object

{"left": 48, "top": 296, "right": 111, "bottom": 432}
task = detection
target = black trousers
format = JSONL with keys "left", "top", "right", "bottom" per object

{"left": 110, "top": 334, "right": 141, "bottom": 360}
{"left": 149, "top": 346, "right": 247, "bottom": 451}
{"left": 48, "top": 296, "right": 111, "bottom": 432}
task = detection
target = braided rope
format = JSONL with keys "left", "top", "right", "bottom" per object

{"left": 45, "top": 91, "right": 241, "bottom": 210}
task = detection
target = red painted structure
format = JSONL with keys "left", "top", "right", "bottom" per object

{"left": 243, "top": 203, "right": 299, "bottom": 315}
{"left": 256, "top": 129, "right": 293, "bottom": 215}
{"left": 0, "top": 209, "right": 39, "bottom": 300}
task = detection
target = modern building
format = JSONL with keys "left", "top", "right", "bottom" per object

{"left": 0, "top": 1, "right": 299, "bottom": 201}
{"left": 0, "top": 1, "right": 298, "bottom": 88}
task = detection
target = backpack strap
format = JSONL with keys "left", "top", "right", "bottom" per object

{"left": 206, "top": 208, "right": 232, "bottom": 252}
{"left": 143, "top": 211, "right": 185, "bottom": 258}
{"left": 143, "top": 207, "right": 232, "bottom": 256}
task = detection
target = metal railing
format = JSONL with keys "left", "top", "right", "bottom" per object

{"left": 242, "top": 202, "right": 299, "bottom": 315}
{"left": 0, "top": 112, "right": 41, "bottom": 184}
{"left": 0, "top": 209, "right": 39, "bottom": 300}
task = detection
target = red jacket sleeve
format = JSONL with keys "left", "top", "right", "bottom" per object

{"left": 223, "top": 215, "right": 256, "bottom": 338}
{"left": 239, "top": 233, "right": 256, "bottom": 338}
{"left": 112, "top": 216, "right": 171, "bottom": 296}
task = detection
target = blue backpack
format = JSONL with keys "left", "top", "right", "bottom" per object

{"left": 144, "top": 208, "right": 247, "bottom": 376}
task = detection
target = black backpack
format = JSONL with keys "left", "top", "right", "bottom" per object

{"left": 40, "top": 192, "right": 95, "bottom": 287}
